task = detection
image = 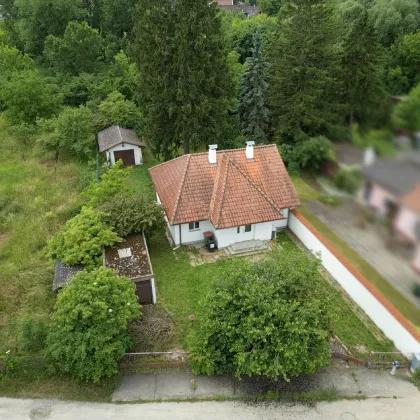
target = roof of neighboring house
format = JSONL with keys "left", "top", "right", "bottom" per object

{"left": 401, "top": 184, "right": 420, "bottom": 214}
{"left": 335, "top": 143, "right": 364, "bottom": 167}
{"left": 105, "top": 234, "right": 153, "bottom": 281}
{"left": 361, "top": 157, "right": 420, "bottom": 196}
{"left": 97, "top": 125, "right": 146, "bottom": 152}
{"left": 53, "top": 260, "right": 83, "bottom": 292}
{"left": 149, "top": 145, "right": 300, "bottom": 229}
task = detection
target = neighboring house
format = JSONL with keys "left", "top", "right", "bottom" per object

{"left": 104, "top": 234, "right": 157, "bottom": 305}
{"left": 216, "top": 0, "right": 261, "bottom": 18}
{"left": 361, "top": 153, "right": 420, "bottom": 274}
{"left": 53, "top": 260, "right": 83, "bottom": 292}
{"left": 98, "top": 125, "right": 146, "bottom": 167}
{"left": 149, "top": 143, "right": 300, "bottom": 249}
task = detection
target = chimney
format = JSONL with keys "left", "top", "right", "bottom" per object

{"left": 246, "top": 141, "right": 255, "bottom": 160}
{"left": 208, "top": 144, "right": 218, "bottom": 165}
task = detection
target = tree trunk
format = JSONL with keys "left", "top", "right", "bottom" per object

{"left": 183, "top": 137, "right": 190, "bottom": 155}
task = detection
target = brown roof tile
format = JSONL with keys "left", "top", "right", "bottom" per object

{"left": 149, "top": 145, "right": 300, "bottom": 228}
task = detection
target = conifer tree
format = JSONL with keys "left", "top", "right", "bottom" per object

{"left": 269, "top": 0, "right": 343, "bottom": 144}
{"left": 238, "top": 30, "right": 269, "bottom": 144}
{"left": 133, "top": 0, "right": 233, "bottom": 159}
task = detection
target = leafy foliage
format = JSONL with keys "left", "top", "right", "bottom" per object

{"left": 238, "top": 30, "right": 269, "bottom": 143}
{"left": 281, "top": 136, "right": 335, "bottom": 174}
{"left": 17, "top": 316, "right": 48, "bottom": 354}
{"left": 99, "top": 193, "right": 164, "bottom": 237}
{"left": 44, "top": 21, "right": 104, "bottom": 75}
{"left": 46, "top": 206, "right": 121, "bottom": 269}
{"left": 189, "top": 251, "right": 335, "bottom": 380}
{"left": 394, "top": 83, "right": 420, "bottom": 134}
{"left": 45, "top": 267, "right": 141, "bottom": 383}
{"left": 334, "top": 168, "right": 363, "bottom": 194}
{"left": 6, "top": 123, "right": 36, "bottom": 159}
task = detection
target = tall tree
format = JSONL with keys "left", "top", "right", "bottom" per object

{"left": 269, "top": 0, "right": 343, "bottom": 144}
{"left": 340, "top": 7, "right": 384, "bottom": 137}
{"left": 134, "top": 0, "right": 234, "bottom": 159}
{"left": 238, "top": 30, "right": 269, "bottom": 143}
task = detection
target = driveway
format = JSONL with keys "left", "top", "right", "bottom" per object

{"left": 306, "top": 199, "right": 420, "bottom": 309}
{"left": 2, "top": 396, "right": 420, "bottom": 420}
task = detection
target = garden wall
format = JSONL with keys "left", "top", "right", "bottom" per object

{"left": 289, "top": 210, "right": 420, "bottom": 354}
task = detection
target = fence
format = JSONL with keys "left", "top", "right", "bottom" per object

{"left": 289, "top": 210, "right": 420, "bottom": 355}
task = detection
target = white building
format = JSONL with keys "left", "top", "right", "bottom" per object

{"left": 98, "top": 125, "right": 146, "bottom": 167}
{"left": 149, "top": 143, "right": 300, "bottom": 248}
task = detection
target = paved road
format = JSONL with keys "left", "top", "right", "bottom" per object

{"left": 1, "top": 396, "right": 420, "bottom": 420}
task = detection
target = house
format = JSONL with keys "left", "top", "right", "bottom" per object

{"left": 149, "top": 143, "right": 300, "bottom": 249}
{"left": 53, "top": 260, "right": 83, "bottom": 292}
{"left": 361, "top": 152, "right": 420, "bottom": 274}
{"left": 98, "top": 125, "right": 147, "bottom": 167}
{"left": 216, "top": 0, "right": 261, "bottom": 18}
{"left": 104, "top": 234, "right": 157, "bottom": 305}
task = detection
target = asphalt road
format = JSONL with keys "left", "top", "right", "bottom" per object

{"left": 1, "top": 397, "right": 420, "bottom": 420}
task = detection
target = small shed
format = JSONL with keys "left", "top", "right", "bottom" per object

{"left": 98, "top": 125, "right": 146, "bottom": 167}
{"left": 53, "top": 260, "right": 83, "bottom": 292}
{"left": 104, "top": 234, "right": 156, "bottom": 305}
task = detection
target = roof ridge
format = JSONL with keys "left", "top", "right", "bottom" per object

{"left": 170, "top": 154, "right": 192, "bottom": 225}
{"left": 229, "top": 157, "right": 284, "bottom": 216}
{"left": 189, "top": 144, "right": 278, "bottom": 157}
{"left": 117, "top": 125, "right": 123, "bottom": 143}
{"left": 210, "top": 153, "right": 231, "bottom": 227}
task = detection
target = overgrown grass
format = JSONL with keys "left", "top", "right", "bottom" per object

{"left": 298, "top": 205, "right": 420, "bottom": 329}
{"left": 291, "top": 175, "right": 321, "bottom": 202}
{"left": 277, "top": 232, "right": 395, "bottom": 351}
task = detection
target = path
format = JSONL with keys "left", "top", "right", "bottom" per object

{"left": 306, "top": 199, "right": 420, "bottom": 308}
{"left": 112, "top": 366, "right": 418, "bottom": 402}
{"left": 2, "top": 396, "right": 420, "bottom": 420}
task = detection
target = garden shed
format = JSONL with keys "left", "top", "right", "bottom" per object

{"left": 53, "top": 260, "right": 83, "bottom": 292}
{"left": 98, "top": 125, "right": 146, "bottom": 167}
{"left": 104, "top": 234, "right": 156, "bottom": 305}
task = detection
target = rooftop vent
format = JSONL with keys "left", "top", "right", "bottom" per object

{"left": 208, "top": 144, "right": 218, "bottom": 165}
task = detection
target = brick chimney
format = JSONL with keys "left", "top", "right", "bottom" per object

{"left": 246, "top": 141, "right": 255, "bottom": 160}
{"left": 208, "top": 144, "right": 218, "bottom": 165}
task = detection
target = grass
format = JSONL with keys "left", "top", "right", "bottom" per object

{"left": 291, "top": 175, "right": 321, "bottom": 202}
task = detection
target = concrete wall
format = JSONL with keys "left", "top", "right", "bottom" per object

{"left": 395, "top": 205, "right": 420, "bottom": 244}
{"left": 289, "top": 211, "right": 420, "bottom": 354}
{"left": 106, "top": 144, "right": 143, "bottom": 166}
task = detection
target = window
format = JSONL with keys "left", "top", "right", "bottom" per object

{"left": 189, "top": 222, "right": 200, "bottom": 231}
{"left": 237, "top": 227, "right": 240, "bottom": 234}
{"left": 237, "top": 225, "right": 252, "bottom": 234}
{"left": 244, "top": 225, "right": 252, "bottom": 233}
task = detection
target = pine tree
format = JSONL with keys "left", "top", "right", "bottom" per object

{"left": 238, "top": 30, "right": 269, "bottom": 144}
{"left": 269, "top": 0, "right": 343, "bottom": 144}
{"left": 133, "top": 0, "right": 234, "bottom": 159}
{"left": 341, "top": 7, "right": 384, "bottom": 138}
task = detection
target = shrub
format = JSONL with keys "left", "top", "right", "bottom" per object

{"left": 318, "top": 195, "right": 341, "bottom": 207}
{"left": 334, "top": 168, "right": 363, "bottom": 194}
{"left": 44, "top": 267, "right": 141, "bottom": 383}
{"left": 412, "top": 283, "right": 420, "bottom": 298}
{"left": 281, "top": 136, "right": 335, "bottom": 174}
{"left": 46, "top": 206, "right": 121, "bottom": 269}
{"left": 100, "top": 193, "right": 164, "bottom": 237}
{"left": 17, "top": 317, "right": 48, "bottom": 354}
{"left": 189, "top": 250, "right": 336, "bottom": 380}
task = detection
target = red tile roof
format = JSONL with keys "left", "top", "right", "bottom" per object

{"left": 149, "top": 145, "right": 300, "bottom": 229}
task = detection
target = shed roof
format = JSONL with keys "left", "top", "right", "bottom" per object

{"left": 53, "top": 260, "right": 83, "bottom": 292}
{"left": 149, "top": 145, "right": 300, "bottom": 229}
{"left": 97, "top": 125, "right": 146, "bottom": 152}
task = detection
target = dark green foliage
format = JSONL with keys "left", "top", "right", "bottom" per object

{"left": 43, "top": 21, "right": 104, "bottom": 76}
{"left": 412, "top": 283, "right": 420, "bottom": 298}
{"left": 280, "top": 136, "right": 335, "bottom": 174}
{"left": 134, "top": 0, "right": 234, "bottom": 159}
{"left": 100, "top": 193, "right": 164, "bottom": 237}
{"left": 394, "top": 83, "right": 420, "bottom": 134}
{"left": 46, "top": 206, "right": 121, "bottom": 269}
{"left": 334, "top": 168, "right": 363, "bottom": 194}
{"left": 340, "top": 7, "right": 385, "bottom": 135}
{"left": 189, "top": 251, "right": 335, "bottom": 380}
{"left": 238, "top": 30, "right": 269, "bottom": 143}
{"left": 45, "top": 267, "right": 141, "bottom": 383}
{"left": 258, "top": 0, "right": 284, "bottom": 16}
{"left": 17, "top": 316, "right": 48, "bottom": 354}
{"left": 269, "top": 0, "right": 343, "bottom": 143}
{"left": 101, "top": 0, "right": 137, "bottom": 38}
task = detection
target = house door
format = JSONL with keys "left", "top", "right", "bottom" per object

{"left": 114, "top": 149, "right": 135, "bottom": 167}
{"left": 135, "top": 279, "right": 154, "bottom": 305}
{"left": 236, "top": 224, "right": 254, "bottom": 242}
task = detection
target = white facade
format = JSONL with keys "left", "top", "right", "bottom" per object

{"left": 289, "top": 212, "right": 420, "bottom": 354}
{"left": 105, "top": 143, "right": 143, "bottom": 166}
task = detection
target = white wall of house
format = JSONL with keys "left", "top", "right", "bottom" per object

{"left": 395, "top": 205, "right": 420, "bottom": 244}
{"left": 179, "top": 220, "right": 214, "bottom": 245}
{"left": 289, "top": 212, "right": 420, "bottom": 354}
{"left": 105, "top": 144, "right": 143, "bottom": 166}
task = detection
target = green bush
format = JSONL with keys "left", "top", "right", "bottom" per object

{"left": 318, "top": 195, "right": 342, "bottom": 207}
{"left": 334, "top": 168, "right": 363, "bottom": 194}
{"left": 44, "top": 267, "right": 141, "bottom": 383}
{"left": 17, "top": 317, "right": 48, "bottom": 354}
{"left": 412, "top": 283, "right": 420, "bottom": 298}
{"left": 189, "top": 250, "right": 335, "bottom": 380}
{"left": 281, "top": 136, "right": 335, "bottom": 174}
